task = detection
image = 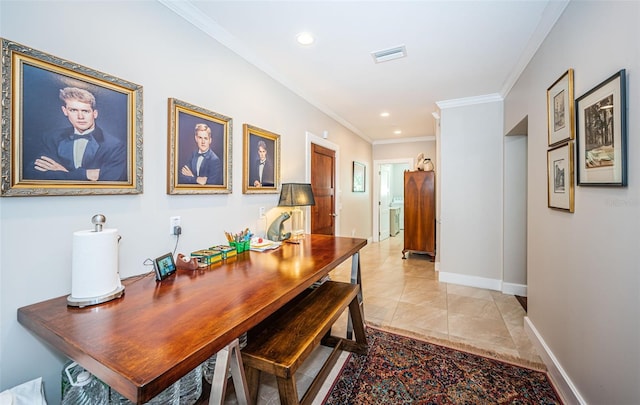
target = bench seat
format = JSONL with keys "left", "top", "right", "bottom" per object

{"left": 241, "top": 280, "right": 367, "bottom": 405}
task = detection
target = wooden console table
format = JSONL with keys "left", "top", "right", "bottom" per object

{"left": 17, "top": 234, "right": 366, "bottom": 404}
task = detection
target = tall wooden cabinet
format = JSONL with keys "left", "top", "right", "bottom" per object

{"left": 403, "top": 170, "right": 436, "bottom": 259}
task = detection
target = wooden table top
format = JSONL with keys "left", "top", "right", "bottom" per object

{"left": 17, "top": 234, "right": 366, "bottom": 404}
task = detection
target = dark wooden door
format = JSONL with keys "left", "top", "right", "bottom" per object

{"left": 310, "top": 143, "right": 335, "bottom": 235}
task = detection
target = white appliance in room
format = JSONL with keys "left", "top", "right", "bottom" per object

{"left": 390, "top": 197, "right": 404, "bottom": 230}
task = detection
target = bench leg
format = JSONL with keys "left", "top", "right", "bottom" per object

{"left": 244, "top": 366, "right": 260, "bottom": 405}
{"left": 276, "top": 374, "right": 299, "bottom": 405}
{"left": 348, "top": 294, "right": 367, "bottom": 348}
{"left": 209, "top": 339, "right": 251, "bottom": 405}
{"left": 348, "top": 251, "right": 364, "bottom": 340}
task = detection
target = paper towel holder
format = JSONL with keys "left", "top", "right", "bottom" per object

{"left": 67, "top": 214, "right": 125, "bottom": 308}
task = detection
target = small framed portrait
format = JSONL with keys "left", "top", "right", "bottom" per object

{"left": 576, "top": 69, "right": 627, "bottom": 186}
{"left": 167, "top": 98, "right": 232, "bottom": 195}
{"left": 546, "top": 69, "right": 575, "bottom": 147}
{"left": 353, "top": 161, "right": 365, "bottom": 192}
{"left": 242, "top": 124, "right": 280, "bottom": 194}
{"left": 1, "top": 38, "right": 143, "bottom": 196}
{"left": 547, "top": 142, "right": 574, "bottom": 212}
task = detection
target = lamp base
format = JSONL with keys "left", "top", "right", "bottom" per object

{"left": 290, "top": 207, "right": 304, "bottom": 238}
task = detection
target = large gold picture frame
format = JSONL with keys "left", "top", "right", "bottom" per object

{"left": 242, "top": 124, "right": 280, "bottom": 194}
{"left": 0, "top": 38, "right": 143, "bottom": 196}
{"left": 167, "top": 98, "right": 232, "bottom": 195}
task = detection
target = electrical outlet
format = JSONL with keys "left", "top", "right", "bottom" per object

{"left": 169, "top": 216, "right": 181, "bottom": 235}
{"left": 259, "top": 207, "right": 265, "bottom": 217}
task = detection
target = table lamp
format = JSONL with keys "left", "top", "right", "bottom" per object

{"left": 277, "top": 183, "right": 316, "bottom": 240}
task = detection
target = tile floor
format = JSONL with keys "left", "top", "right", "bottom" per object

{"left": 224, "top": 231, "right": 542, "bottom": 404}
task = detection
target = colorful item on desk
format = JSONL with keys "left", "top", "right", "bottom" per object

{"left": 210, "top": 245, "right": 238, "bottom": 259}
{"left": 191, "top": 249, "right": 223, "bottom": 265}
{"left": 224, "top": 228, "right": 254, "bottom": 254}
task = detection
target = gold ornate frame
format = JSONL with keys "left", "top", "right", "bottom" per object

{"left": 242, "top": 124, "right": 280, "bottom": 194}
{"left": 167, "top": 98, "right": 232, "bottom": 195}
{"left": 1, "top": 38, "right": 143, "bottom": 196}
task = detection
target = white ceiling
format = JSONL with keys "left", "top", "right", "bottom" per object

{"left": 160, "top": 0, "right": 568, "bottom": 143}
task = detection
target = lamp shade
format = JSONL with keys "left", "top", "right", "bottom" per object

{"left": 278, "top": 183, "right": 316, "bottom": 207}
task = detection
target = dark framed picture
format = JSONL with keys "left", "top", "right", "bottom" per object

{"left": 547, "top": 69, "right": 575, "bottom": 146}
{"left": 576, "top": 69, "right": 627, "bottom": 186}
{"left": 167, "top": 98, "right": 232, "bottom": 195}
{"left": 242, "top": 124, "right": 280, "bottom": 194}
{"left": 353, "top": 161, "right": 365, "bottom": 192}
{"left": 0, "top": 38, "right": 143, "bottom": 196}
{"left": 547, "top": 142, "right": 574, "bottom": 212}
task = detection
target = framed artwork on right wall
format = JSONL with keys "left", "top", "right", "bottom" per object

{"left": 547, "top": 142, "right": 574, "bottom": 213}
{"left": 575, "top": 69, "right": 627, "bottom": 186}
{"left": 547, "top": 68, "right": 575, "bottom": 147}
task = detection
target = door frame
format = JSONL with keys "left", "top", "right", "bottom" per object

{"left": 372, "top": 158, "right": 414, "bottom": 242}
{"left": 306, "top": 131, "right": 340, "bottom": 236}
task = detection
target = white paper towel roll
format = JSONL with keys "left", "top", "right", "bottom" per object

{"left": 71, "top": 228, "right": 120, "bottom": 299}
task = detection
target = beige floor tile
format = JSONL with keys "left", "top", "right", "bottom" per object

{"left": 390, "top": 301, "right": 449, "bottom": 336}
{"left": 448, "top": 312, "right": 515, "bottom": 348}
{"left": 447, "top": 283, "right": 495, "bottom": 301}
{"left": 447, "top": 294, "right": 503, "bottom": 320}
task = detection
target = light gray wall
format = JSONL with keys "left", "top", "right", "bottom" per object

{"left": 503, "top": 135, "right": 527, "bottom": 288}
{"left": 0, "top": 1, "right": 372, "bottom": 402}
{"left": 504, "top": 1, "right": 639, "bottom": 402}
{"left": 438, "top": 99, "right": 504, "bottom": 288}
{"left": 372, "top": 139, "right": 435, "bottom": 165}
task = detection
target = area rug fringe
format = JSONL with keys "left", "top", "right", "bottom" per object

{"left": 365, "top": 321, "right": 547, "bottom": 372}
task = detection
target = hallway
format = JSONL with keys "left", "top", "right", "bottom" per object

{"left": 329, "top": 232, "right": 542, "bottom": 366}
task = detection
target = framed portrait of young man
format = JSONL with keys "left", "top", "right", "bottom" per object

{"left": 167, "top": 98, "right": 232, "bottom": 195}
{"left": 242, "top": 124, "right": 280, "bottom": 194}
{"left": 1, "top": 38, "right": 143, "bottom": 196}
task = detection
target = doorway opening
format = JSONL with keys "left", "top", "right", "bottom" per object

{"left": 504, "top": 116, "right": 528, "bottom": 302}
{"left": 372, "top": 158, "right": 412, "bottom": 243}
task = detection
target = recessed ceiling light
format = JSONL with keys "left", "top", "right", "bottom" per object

{"left": 380, "top": 112, "right": 390, "bottom": 117}
{"left": 394, "top": 130, "right": 402, "bottom": 135}
{"left": 296, "top": 32, "right": 315, "bottom": 45}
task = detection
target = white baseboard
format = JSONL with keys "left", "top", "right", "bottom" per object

{"left": 524, "top": 317, "right": 586, "bottom": 405}
{"left": 436, "top": 272, "right": 527, "bottom": 297}
{"left": 438, "top": 271, "right": 502, "bottom": 291}
{"left": 435, "top": 261, "right": 440, "bottom": 272}
{"left": 502, "top": 282, "right": 527, "bottom": 296}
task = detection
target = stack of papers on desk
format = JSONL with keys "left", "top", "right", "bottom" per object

{"left": 250, "top": 238, "right": 281, "bottom": 252}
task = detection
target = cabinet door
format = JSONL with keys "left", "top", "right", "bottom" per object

{"left": 404, "top": 171, "right": 435, "bottom": 254}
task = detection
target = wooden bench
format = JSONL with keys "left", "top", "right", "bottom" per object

{"left": 241, "top": 280, "right": 368, "bottom": 405}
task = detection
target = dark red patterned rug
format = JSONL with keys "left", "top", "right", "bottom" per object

{"left": 324, "top": 327, "right": 562, "bottom": 404}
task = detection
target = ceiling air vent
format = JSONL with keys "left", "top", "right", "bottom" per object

{"left": 371, "top": 45, "right": 407, "bottom": 64}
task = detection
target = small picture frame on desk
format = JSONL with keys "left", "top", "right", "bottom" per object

{"left": 153, "top": 253, "right": 177, "bottom": 281}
